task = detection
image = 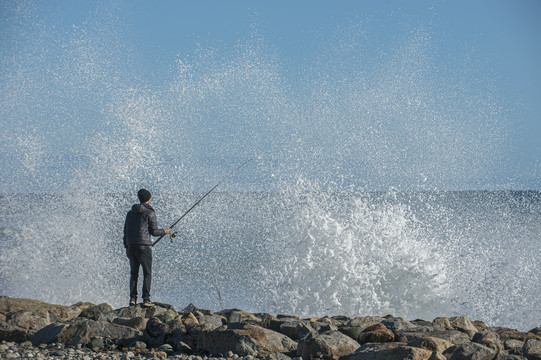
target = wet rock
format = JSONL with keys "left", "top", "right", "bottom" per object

{"left": 358, "top": 324, "right": 394, "bottom": 344}
{"left": 297, "top": 330, "right": 360, "bottom": 360}
{"left": 443, "top": 342, "right": 497, "bottom": 360}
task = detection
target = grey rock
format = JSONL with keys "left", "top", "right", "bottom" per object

{"left": 380, "top": 316, "right": 415, "bottom": 331}
{"left": 198, "top": 323, "right": 297, "bottom": 357}
{"left": 90, "top": 337, "right": 104, "bottom": 350}
{"left": 297, "top": 330, "right": 360, "bottom": 360}
{"left": 473, "top": 330, "right": 504, "bottom": 351}
{"left": 128, "top": 340, "right": 147, "bottom": 349}
{"left": 1, "top": 310, "right": 54, "bottom": 342}
{"left": 78, "top": 303, "right": 115, "bottom": 321}
{"left": 504, "top": 339, "right": 524, "bottom": 351}
{"left": 522, "top": 339, "right": 541, "bottom": 360}
{"left": 112, "top": 317, "right": 149, "bottom": 331}
{"left": 341, "top": 344, "right": 433, "bottom": 360}
{"left": 407, "top": 336, "right": 454, "bottom": 353}
{"left": 55, "top": 319, "right": 142, "bottom": 346}
{"left": 494, "top": 351, "right": 527, "bottom": 360}
{"left": 30, "top": 323, "right": 67, "bottom": 345}
{"left": 443, "top": 342, "right": 497, "bottom": 360}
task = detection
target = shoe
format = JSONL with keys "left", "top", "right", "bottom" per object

{"left": 142, "top": 299, "right": 153, "bottom": 307}
{"left": 129, "top": 298, "right": 136, "bottom": 306}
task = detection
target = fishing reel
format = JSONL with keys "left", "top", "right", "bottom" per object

{"left": 170, "top": 231, "right": 178, "bottom": 243}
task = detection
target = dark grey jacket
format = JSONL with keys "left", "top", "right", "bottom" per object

{"left": 123, "top": 203, "right": 166, "bottom": 248}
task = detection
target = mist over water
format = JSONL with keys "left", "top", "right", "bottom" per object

{"left": 1, "top": 2, "right": 539, "bottom": 331}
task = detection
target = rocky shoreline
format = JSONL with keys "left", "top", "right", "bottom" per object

{"left": 1, "top": 297, "right": 540, "bottom": 360}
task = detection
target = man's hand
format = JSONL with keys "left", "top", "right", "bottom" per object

{"left": 164, "top": 228, "right": 172, "bottom": 234}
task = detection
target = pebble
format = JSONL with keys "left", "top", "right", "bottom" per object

{"left": 0, "top": 342, "right": 270, "bottom": 360}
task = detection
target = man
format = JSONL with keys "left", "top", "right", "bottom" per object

{"left": 123, "top": 188, "right": 171, "bottom": 307}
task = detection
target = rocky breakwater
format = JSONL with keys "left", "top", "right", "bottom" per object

{"left": 1, "top": 296, "right": 541, "bottom": 360}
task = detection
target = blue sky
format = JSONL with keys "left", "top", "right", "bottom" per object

{"left": 0, "top": 0, "right": 540, "bottom": 191}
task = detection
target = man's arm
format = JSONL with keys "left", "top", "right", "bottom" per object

{"left": 148, "top": 211, "right": 168, "bottom": 237}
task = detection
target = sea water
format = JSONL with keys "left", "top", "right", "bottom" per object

{"left": 1, "top": 189, "right": 540, "bottom": 331}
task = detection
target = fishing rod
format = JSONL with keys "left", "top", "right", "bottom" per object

{"left": 152, "top": 158, "right": 253, "bottom": 247}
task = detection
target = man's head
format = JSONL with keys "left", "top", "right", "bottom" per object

{"left": 138, "top": 188, "right": 152, "bottom": 203}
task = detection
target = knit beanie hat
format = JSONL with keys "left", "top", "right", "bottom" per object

{"left": 138, "top": 188, "right": 151, "bottom": 203}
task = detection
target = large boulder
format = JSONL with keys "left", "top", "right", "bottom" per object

{"left": 298, "top": 330, "right": 360, "bottom": 360}
{"left": 78, "top": 303, "right": 115, "bottom": 320}
{"left": 522, "top": 339, "right": 541, "bottom": 360}
{"left": 395, "top": 326, "right": 471, "bottom": 345}
{"left": 54, "top": 319, "right": 142, "bottom": 346}
{"left": 472, "top": 330, "right": 505, "bottom": 351}
{"left": 339, "top": 317, "right": 384, "bottom": 341}
{"left": 407, "top": 336, "right": 454, "bottom": 353}
{"left": 0, "top": 309, "right": 53, "bottom": 342}
{"left": 30, "top": 323, "right": 68, "bottom": 345}
{"left": 0, "top": 297, "right": 81, "bottom": 322}
{"left": 443, "top": 342, "right": 497, "bottom": 360}
{"left": 198, "top": 323, "right": 297, "bottom": 357}
{"left": 358, "top": 323, "right": 394, "bottom": 344}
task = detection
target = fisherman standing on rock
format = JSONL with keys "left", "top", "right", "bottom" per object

{"left": 123, "top": 189, "right": 171, "bottom": 307}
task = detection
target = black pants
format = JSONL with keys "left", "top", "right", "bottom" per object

{"left": 127, "top": 245, "right": 152, "bottom": 301}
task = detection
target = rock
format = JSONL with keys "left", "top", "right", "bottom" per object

{"left": 55, "top": 319, "right": 142, "bottom": 346}
{"left": 144, "top": 317, "right": 170, "bottom": 347}
{"left": 443, "top": 342, "right": 498, "bottom": 360}
{"left": 522, "top": 339, "right": 541, "bottom": 360}
{"left": 217, "top": 309, "right": 263, "bottom": 325}
{"left": 197, "top": 314, "right": 227, "bottom": 331}
{"left": 90, "top": 337, "right": 104, "bottom": 350}
{"left": 78, "top": 303, "right": 115, "bottom": 321}
{"left": 530, "top": 328, "right": 541, "bottom": 336}
{"left": 175, "top": 340, "right": 192, "bottom": 353}
{"left": 128, "top": 340, "right": 147, "bottom": 349}
{"left": 358, "top": 324, "right": 394, "bottom": 344}
{"left": 158, "top": 343, "right": 174, "bottom": 352}
{"left": 112, "top": 317, "right": 149, "bottom": 331}
{"left": 493, "top": 328, "right": 541, "bottom": 342}
{"left": 407, "top": 336, "right": 454, "bottom": 353}
{"left": 339, "top": 317, "right": 384, "bottom": 342}
{"left": 341, "top": 344, "right": 433, "bottom": 360}
{"left": 494, "top": 352, "right": 527, "bottom": 360}
{"left": 297, "top": 330, "right": 360, "bottom": 360}
{"left": 449, "top": 316, "right": 479, "bottom": 338}
{"left": 473, "top": 330, "right": 504, "bottom": 351}
{"left": 504, "top": 339, "right": 524, "bottom": 351}
{"left": 0, "top": 309, "right": 53, "bottom": 342}
{"left": 30, "top": 323, "right": 67, "bottom": 345}
{"left": 198, "top": 323, "right": 297, "bottom": 357}
{"left": 395, "top": 326, "right": 471, "bottom": 345}
{"left": 0, "top": 297, "right": 81, "bottom": 322}
{"left": 381, "top": 316, "right": 415, "bottom": 331}
{"left": 263, "top": 353, "right": 293, "bottom": 360}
